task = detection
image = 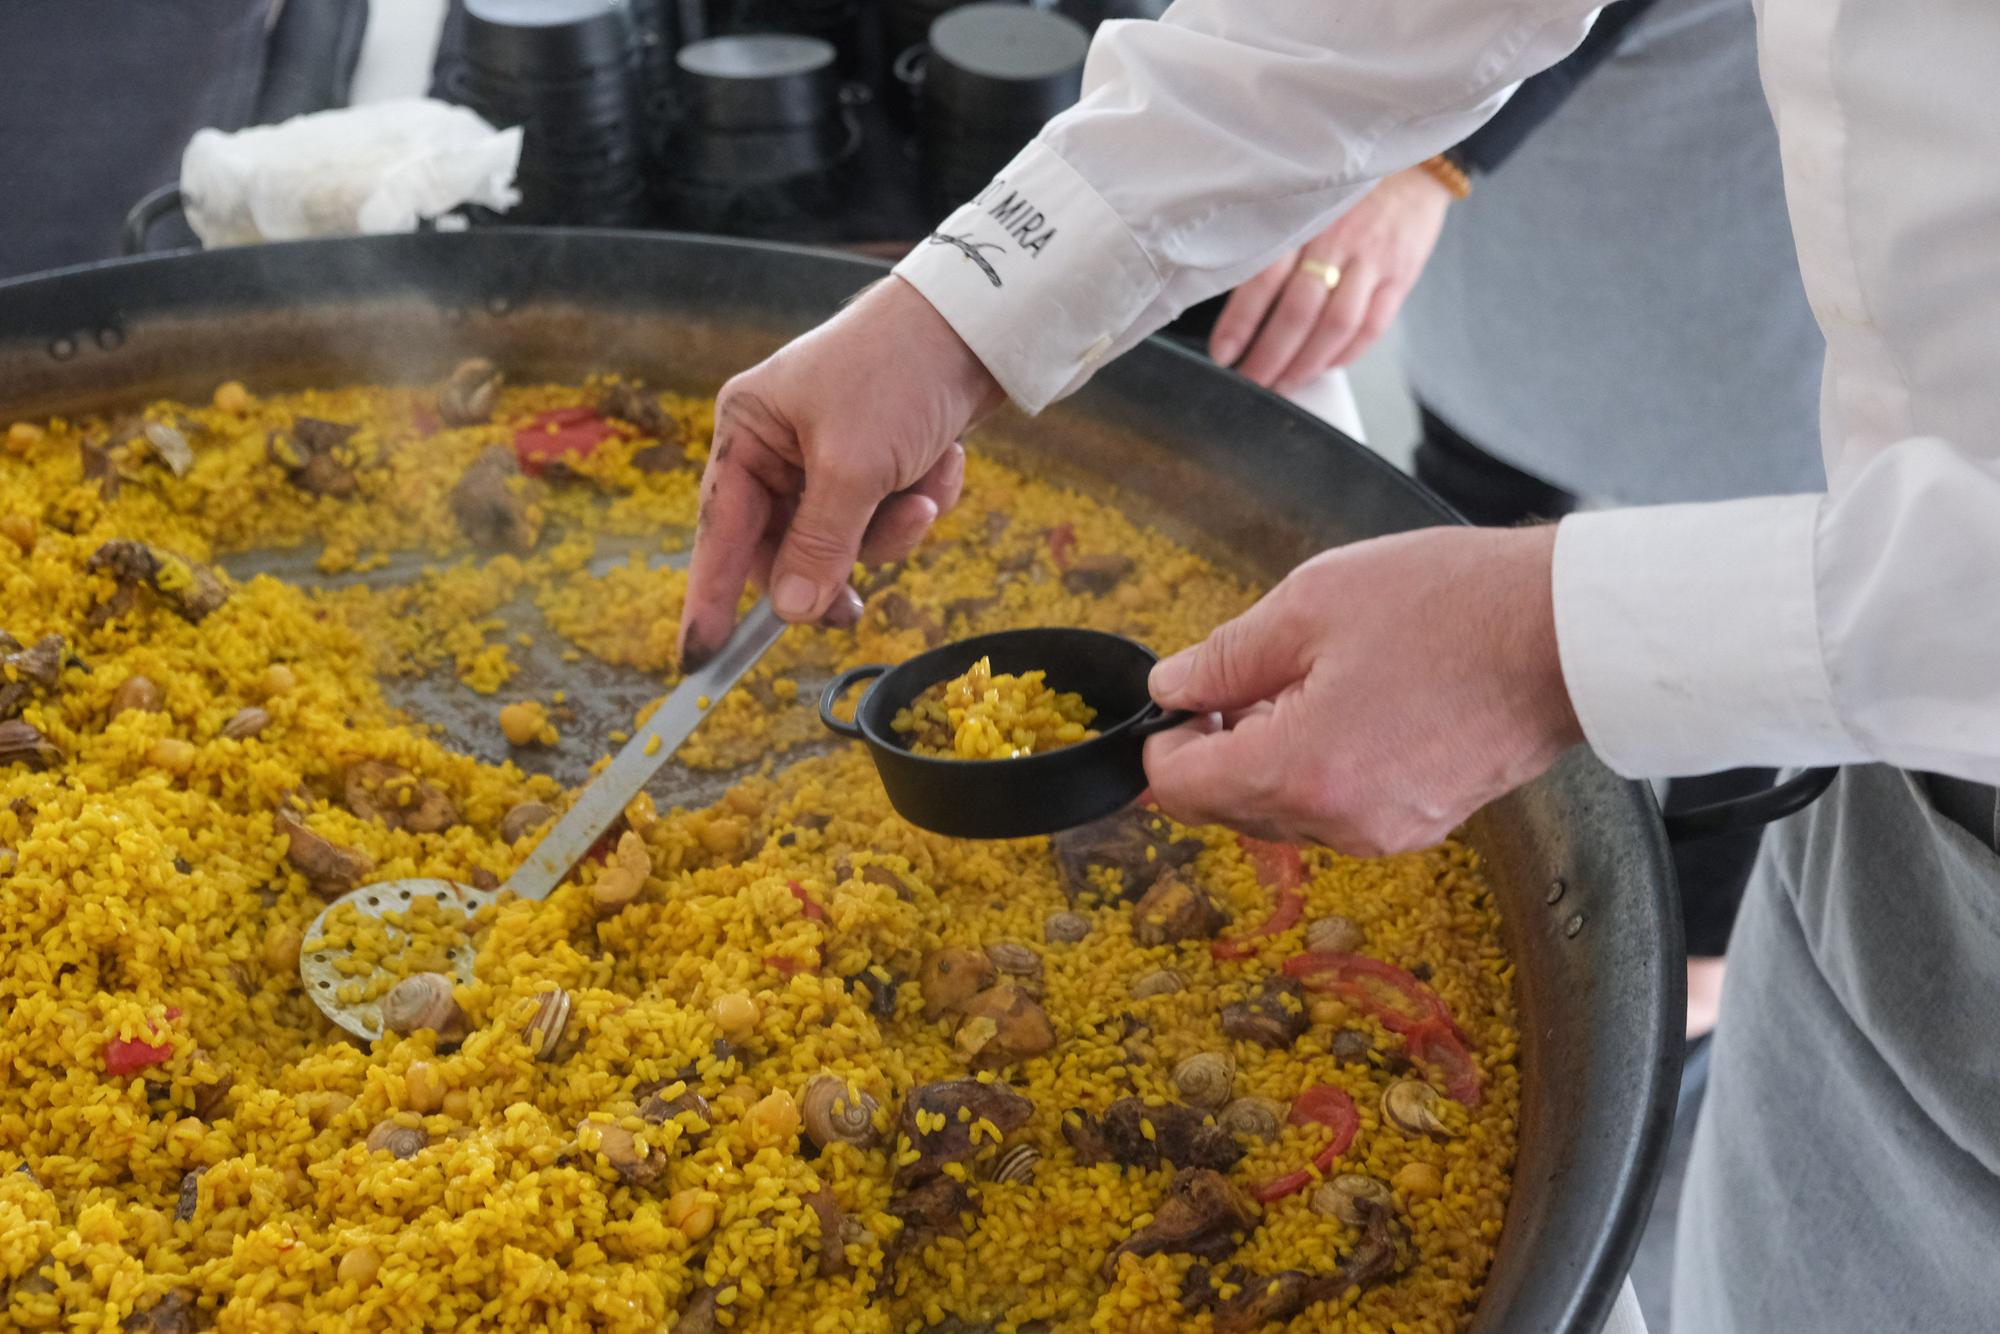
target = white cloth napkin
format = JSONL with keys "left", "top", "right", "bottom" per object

{"left": 180, "top": 98, "right": 521, "bottom": 247}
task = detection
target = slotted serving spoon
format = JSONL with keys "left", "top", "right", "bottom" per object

{"left": 301, "top": 600, "right": 787, "bottom": 1039}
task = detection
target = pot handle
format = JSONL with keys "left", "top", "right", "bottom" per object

{"left": 1128, "top": 703, "right": 1196, "bottom": 739}
{"left": 1662, "top": 766, "right": 1838, "bottom": 842}
{"left": 819, "top": 664, "right": 888, "bottom": 740}
{"left": 122, "top": 184, "right": 187, "bottom": 256}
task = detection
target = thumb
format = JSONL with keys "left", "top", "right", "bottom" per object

{"left": 767, "top": 465, "right": 881, "bottom": 621}
{"left": 1149, "top": 595, "right": 1306, "bottom": 714}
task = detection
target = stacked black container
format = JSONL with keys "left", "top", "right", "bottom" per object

{"left": 450, "top": 0, "right": 649, "bottom": 226}
{"left": 656, "top": 33, "right": 859, "bottom": 236}
{"left": 887, "top": 0, "right": 1000, "bottom": 63}
{"left": 917, "top": 4, "right": 1088, "bottom": 216}
{"left": 701, "top": 0, "right": 868, "bottom": 76}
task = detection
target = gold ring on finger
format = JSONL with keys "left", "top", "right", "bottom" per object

{"left": 1297, "top": 258, "right": 1343, "bottom": 290}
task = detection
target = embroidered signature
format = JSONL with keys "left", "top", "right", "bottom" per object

{"left": 926, "top": 232, "right": 1005, "bottom": 288}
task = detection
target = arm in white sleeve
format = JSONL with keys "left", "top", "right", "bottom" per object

{"left": 893, "top": 0, "right": 1603, "bottom": 412}
{"left": 1554, "top": 437, "right": 2000, "bottom": 784}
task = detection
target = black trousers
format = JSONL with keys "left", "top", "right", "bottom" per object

{"left": 1414, "top": 402, "right": 1762, "bottom": 956}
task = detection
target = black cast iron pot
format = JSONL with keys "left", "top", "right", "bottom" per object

{"left": 818, "top": 627, "right": 1190, "bottom": 838}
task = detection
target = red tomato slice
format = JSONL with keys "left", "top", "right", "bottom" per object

{"left": 1046, "top": 522, "right": 1076, "bottom": 570}
{"left": 1283, "top": 951, "right": 1460, "bottom": 1037}
{"left": 103, "top": 1008, "right": 181, "bottom": 1077}
{"left": 1212, "top": 839, "right": 1307, "bottom": 960}
{"left": 1254, "top": 1083, "right": 1360, "bottom": 1203}
{"left": 1408, "top": 1022, "right": 1483, "bottom": 1106}
{"left": 787, "top": 880, "right": 827, "bottom": 922}
{"left": 513, "top": 407, "right": 616, "bottom": 476}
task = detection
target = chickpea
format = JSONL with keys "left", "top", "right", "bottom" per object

{"left": 147, "top": 738, "right": 197, "bottom": 774}
{"left": 212, "top": 381, "right": 252, "bottom": 414}
{"left": 262, "top": 923, "right": 303, "bottom": 972}
{"left": 665, "top": 1188, "right": 716, "bottom": 1241}
{"left": 262, "top": 664, "right": 297, "bottom": 697}
{"left": 337, "top": 1244, "right": 381, "bottom": 1286}
{"left": 1393, "top": 1161, "right": 1444, "bottom": 1200}
{"left": 498, "top": 700, "right": 548, "bottom": 747}
{"left": 4, "top": 422, "right": 44, "bottom": 455}
{"left": 306, "top": 1091, "right": 354, "bottom": 1129}
{"left": 711, "top": 993, "right": 759, "bottom": 1038}
{"left": 404, "top": 1061, "right": 445, "bottom": 1114}
{"left": 441, "top": 1089, "right": 472, "bottom": 1120}
{"left": 0, "top": 513, "right": 35, "bottom": 554}
{"left": 746, "top": 1090, "right": 800, "bottom": 1148}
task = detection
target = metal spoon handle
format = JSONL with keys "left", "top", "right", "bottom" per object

{"left": 503, "top": 600, "right": 787, "bottom": 901}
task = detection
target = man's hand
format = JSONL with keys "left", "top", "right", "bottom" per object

{"left": 1210, "top": 166, "right": 1453, "bottom": 395}
{"left": 679, "top": 276, "right": 1005, "bottom": 667}
{"left": 1144, "top": 525, "right": 1582, "bottom": 855}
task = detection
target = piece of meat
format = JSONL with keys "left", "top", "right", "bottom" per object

{"left": 804, "top": 1187, "right": 871, "bottom": 1278}
{"left": 1221, "top": 977, "right": 1310, "bottom": 1051}
{"left": 893, "top": 1078, "right": 1034, "bottom": 1187}
{"left": 919, "top": 947, "right": 996, "bottom": 1021}
{"left": 670, "top": 1285, "right": 719, "bottom": 1334}
{"left": 953, "top": 982, "right": 1057, "bottom": 1071}
{"left": 1102, "top": 1168, "right": 1260, "bottom": 1279}
{"left": 884, "top": 1174, "right": 977, "bottom": 1272}
{"left": 1062, "top": 1097, "right": 1241, "bottom": 1173}
{"left": 1061, "top": 553, "right": 1136, "bottom": 596}
{"left": 120, "top": 1290, "right": 199, "bottom": 1334}
{"left": 0, "top": 719, "right": 60, "bottom": 769}
{"left": 449, "top": 444, "right": 541, "bottom": 554}
{"left": 275, "top": 809, "right": 372, "bottom": 898}
{"left": 268, "top": 418, "right": 359, "bottom": 498}
{"left": 1130, "top": 871, "right": 1229, "bottom": 945}
{"left": 864, "top": 589, "right": 944, "bottom": 647}
{"left": 1201, "top": 1202, "right": 1412, "bottom": 1333}
{"left": 343, "top": 760, "right": 459, "bottom": 834}
{"left": 845, "top": 969, "right": 901, "bottom": 1019}
{"left": 0, "top": 633, "right": 64, "bottom": 720}
{"left": 1052, "top": 810, "right": 1199, "bottom": 904}
{"left": 86, "top": 540, "right": 229, "bottom": 624}
{"left": 598, "top": 382, "right": 683, "bottom": 450}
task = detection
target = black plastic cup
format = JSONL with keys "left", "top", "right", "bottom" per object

{"left": 673, "top": 117, "right": 856, "bottom": 184}
{"left": 818, "top": 627, "right": 1191, "bottom": 840}
{"left": 464, "top": 0, "right": 635, "bottom": 80}
{"left": 676, "top": 34, "right": 840, "bottom": 131}
{"left": 924, "top": 4, "right": 1088, "bottom": 127}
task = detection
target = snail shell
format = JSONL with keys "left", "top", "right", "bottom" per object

{"left": 365, "top": 1120, "right": 429, "bottom": 1160}
{"left": 984, "top": 942, "right": 1043, "bottom": 979}
{"left": 1217, "top": 1096, "right": 1288, "bottom": 1141}
{"left": 1129, "top": 968, "right": 1188, "bottom": 1000}
{"left": 1043, "top": 911, "right": 1089, "bottom": 944}
{"left": 801, "top": 1074, "right": 882, "bottom": 1149}
{"left": 380, "top": 972, "right": 467, "bottom": 1043}
{"left": 1311, "top": 1174, "right": 1394, "bottom": 1226}
{"left": 1382, "top": 1079, "right": 1452, "bottom": 1140}
{"left": 988, "top": 1143, "right": 1040, "bottom": 1186}
{"left": 1171, "top": 1052, "right": 1236, "bottom": 1111}
{"left": 522, "top": 988, "right": 574, "bottom": 1061}
{"left": 1306, "top": 915, "right": 1365, "bottom": 956}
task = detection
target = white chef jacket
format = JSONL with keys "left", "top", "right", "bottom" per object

{"left": 893, "top": 0, "right": 2000, "bottom": 787}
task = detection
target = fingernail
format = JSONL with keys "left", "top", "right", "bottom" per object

{"left": 820, "top": 586, "right": 864, "bottom": 628}
{"left": 1212, "top": 337, "right": 1242, "bottom": 366}
{"left": 1150, "top": 651, "right": 1192, "bottom": 700}
{"left": 774, "top": 574, "right": 818, "bottom": 618}
{"left": 680, "top": 625, "right": 717, "bottom": 673}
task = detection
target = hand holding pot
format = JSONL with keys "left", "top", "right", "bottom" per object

{"left": 1144, "top": 525, "right": 1583, "bottom": 854}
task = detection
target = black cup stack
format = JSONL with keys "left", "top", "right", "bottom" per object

{"left": 451, "top": 0, "right": 650, "bottom": 226}
{"left": 888, "top": 0, "right": 1006, "bottom": 63}
{"left": 656, "top": 33, "right": 860, "bottom": 235}
{"left": 704, "top": 0, "right": 867, "bottom": 77}
{"left": 917, "top": 4, "right": 1089, "bottom": 216}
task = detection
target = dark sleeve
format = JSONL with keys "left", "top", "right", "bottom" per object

{"left": 1449, "top": 0, "right": 1662, "bottom": 177}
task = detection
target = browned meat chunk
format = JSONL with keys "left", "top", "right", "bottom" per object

{"left": 1130, "top": 871, "right": 1229, "bottom": 945}
{"left": 87, "top": 540, "right": 229, "bottom": 625}
{"left": 269, "top": 417, "right": 360, "bottom": 498}
{"left": 449, "top": 444, "right": 541, "bottom": 554}
{"left": 919, "top": 947, "right": 996, "bottom": 1020}
{"left": 884, "top": 1175, "right": 977, "bottom": 1272}
{"left": 1061, "top": 1097, "right": 1241, "bottom": 1173}
{"left": 1221, "top": 977, "right": 1310, "bottom": 1050}
{"left": 0, "top": 719, "right": 60, "bottom": 769}
{"left": 1062, "top": 553, "right": 1136, "bottom": 596}
{"left": 1103, "top": 1168, "right": 1260, "bottom": 1279}
{"left": 121, "top": 1291, "right": 198, "bottom": 1334}
{"left": 670, "top": 1285, "right": 719, "bottom": 1334}
{"left": 953, "top": 982, "right": 1057, "bottom": 1070}
{"left": 343, "top": 760, "right": 459, "bottom": 834}
{"left": 0, "top": 633, "right": 64, "bottom": 720}
{"left": 1187, "top": 1201, "right": 1412, "bottom": 1333}
{"left": 598, "top": 382, "right": 684, "bottom": 450}
{"left": 275, "top": 809, "right": 372, "bottom": 898}
{"left": 864, "top": 589, "right": 943, "bottom": 647}
{"left": 804, "top": 1188, "right": 871, "bottom": 1278}
{"left": 174, "top": 1167, "right": 204, "bottom": 1223}
{"left": 893, "top": 1078, "right": 1034, "bottom": 1187}
{"left": 1053, "top": 810, "right": 1198, "bottom": 904}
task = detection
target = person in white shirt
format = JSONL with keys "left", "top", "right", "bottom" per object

{"left": 677, "top": 3, "right": 2000, "bottom": 1327}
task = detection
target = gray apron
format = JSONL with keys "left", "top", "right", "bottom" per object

{"left": 1672, "top": 765, "right": 2000, "bottom": 1329}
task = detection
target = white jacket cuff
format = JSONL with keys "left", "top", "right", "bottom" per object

{"left": 892, "top": 139, "right": 1162, "bottom": 414}
{"left": 1552, "top": 495, "right": 1858, "bottom": 777}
